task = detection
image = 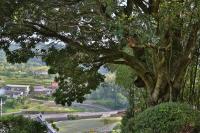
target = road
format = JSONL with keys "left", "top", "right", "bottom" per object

{"left": 25, "top": 109, "right": 124, "bottom": 121}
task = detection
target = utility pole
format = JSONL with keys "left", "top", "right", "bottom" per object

{"left": 1, "top": 98, "right": 2, "bottom": 117}
{"left": 0, "top": 88, "right": 5, "bottom": 117}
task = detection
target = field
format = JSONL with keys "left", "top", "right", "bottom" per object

{"left": 3, "top": 98, "right": 82, "bottom": 114}
{"left": 55, "top": 117, "right": 121, "bottom": 133}
{"left": 0, "top": 76, "right": 53, "bottom": 87}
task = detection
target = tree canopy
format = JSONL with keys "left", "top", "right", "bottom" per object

{"left": 0, "top": 0, "right": 200, "bottom": 105}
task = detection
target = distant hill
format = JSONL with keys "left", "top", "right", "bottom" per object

{"left": 0, "top": 50, "right": 45, "bottom": 66}
{"left": 0, "top": 42, "right": 65, "bottom": 65}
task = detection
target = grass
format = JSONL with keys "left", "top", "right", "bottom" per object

{"left": 28, "top": 104, "right": 80, "bottom": 113}
{"left": 100, "top": 117, "right": 122, "bottom": 125}
{"left": 55, "top": 117, "right": 121, "bottom": 133}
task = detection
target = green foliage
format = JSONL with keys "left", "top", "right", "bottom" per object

{"left": 3, "top": 98, "right": 29, "bottom": 113}
{"left": 114, "top": 64, "right": 134, "bottom": 89}
{"left": 3, "top": 99, "right": 19, "bottom": 112}
{"left": 0, "top": 95, "right": 7, "bottom": 101}
{"left": 112, "top": 123, "right": 121, "bottom": 133}
{"left": 121, "top": 105, "right": 135, "bottom": 133}
{"left": 124, "top": 102, "right": 200, "bottom": 133}
{"left": 47, "top": 48, "right": 104, "bottom": 106}
{"left": 0, "top": 115, "right": 47, "bottom": 133}
{"left": 121, "top": 86, "right": 149, "bottom": 133}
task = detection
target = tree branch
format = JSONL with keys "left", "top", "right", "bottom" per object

{"left": 132, "top": 0, "right": 150, "bottom": 14}
{"left": 124, "top": 0, "right": 134, "bottom": 16}
{"left": 23, "top": 21, "right": 155, "bottom": 90}
{"left": 130, "top": 43, "right": 170, "bottom": 51}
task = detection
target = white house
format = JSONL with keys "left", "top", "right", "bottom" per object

{"left": 1, "top": 84, "right": 30, "bottom": 98}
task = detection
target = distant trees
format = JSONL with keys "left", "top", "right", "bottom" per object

{"left": 88, "top": 83, "right": 128, "bottom": 109}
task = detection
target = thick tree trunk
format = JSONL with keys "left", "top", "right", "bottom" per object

{"left": 145, "top": 59, "right": 185, "bottom": 105}
{"left": 147, "top": 82, "right": 183, "bottom": 106}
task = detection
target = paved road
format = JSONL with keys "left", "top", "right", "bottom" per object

{"left": 25, "top": 110, "right": 124, "bottom": 121}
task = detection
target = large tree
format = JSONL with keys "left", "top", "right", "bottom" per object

{"left": 0, "top": 0, "right": 200, "bottom": 105}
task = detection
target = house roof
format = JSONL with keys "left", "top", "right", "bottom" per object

{"left": 6, "top": 84, "right": 30, "bottom": 88}
{"left": 34, "top": 86, "right": 45, "bottom": 89}
{"left": 34, "top": 88, "right": 52, "bottom": 92}
{"left": 34, "top": 86, "right": 52, "bottom": 92}
{"left": 34, "top": 86, "right": 46, "bottom": 91}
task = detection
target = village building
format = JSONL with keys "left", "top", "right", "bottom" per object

{"left": 1, "top": 84, "right": 30, "bottom": 98}
{"left": 33, "top": 85, "right": 54, "bottom": 95}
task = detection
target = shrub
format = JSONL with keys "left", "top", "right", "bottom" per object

{"left": 0, "top": 115, "right": 47, "bottom": 133}
{"left": 51, "top": 123, "right": 59, "bottom": 131}
{"left": 101, "top": 118, "right": 121, "bottom": 125}
{"left": 112, "top": 123, "right": 121, "bottom": 133}
{"left": 125, "top": 102, "right": 200, "bottom": 133}
{"left": 67, "top": 115, "right": 79, "bottom": 120}
{"left": 4, "top": 99, "right": 18, "bottom": 109}
{"left": 22, "top": 104, "right": 30, "bottom": 109}
{"left": 121, "top": 106, "right": 135, "bottom": 133}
